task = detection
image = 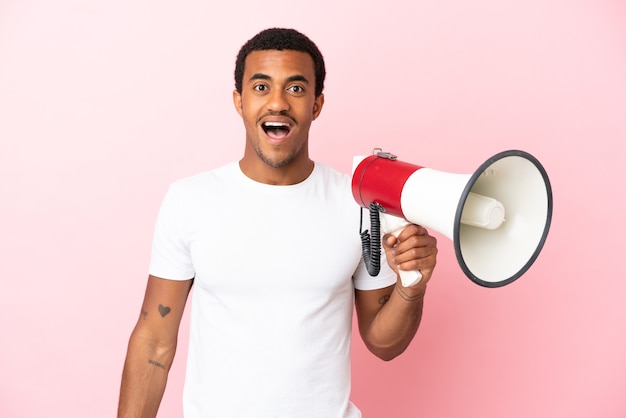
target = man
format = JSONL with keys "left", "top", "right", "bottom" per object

{"left": 118, "top": 27, "right": 438, "bottom": 418}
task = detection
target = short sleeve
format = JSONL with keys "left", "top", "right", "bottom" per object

{"left": 148, "top": 184, "right": 196, "bottom": 280}
{"left": 352, "top": 248, "right": 397, "bottom": 290}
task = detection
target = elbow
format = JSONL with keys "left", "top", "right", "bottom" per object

{"left": 360, "top": 326, "right": 415, "bottom": 361}
{"left": 374, "top": 351, "right": 400, "bottom": 362}
{"left": 128, "top": 327, "right": 178, "bottom": 361}
{"left": 365, "top": 342, "right": 409, "bottom": 362}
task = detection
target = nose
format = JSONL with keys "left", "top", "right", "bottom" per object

{"left": 267, "top": 89, "right": 290, "bottom": 113}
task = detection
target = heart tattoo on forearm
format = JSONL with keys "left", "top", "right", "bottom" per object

{"left": 158, "top": 304, "right": 171, "bottom": 318}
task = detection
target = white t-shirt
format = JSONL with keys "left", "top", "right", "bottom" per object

{"left": 149, "top": 162, "right": 397, "bottom": 418}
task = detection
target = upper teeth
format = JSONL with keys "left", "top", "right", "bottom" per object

{"left": 264, "top": 122, "right": 288, "bottom": 127}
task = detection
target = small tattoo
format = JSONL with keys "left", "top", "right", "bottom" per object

{"left": 158, "top": 304, "right": 171, "bottom": 317}
{"left": 141, "top": 309, "right": 148, "bottom": 320}
{"left": 378, "top": 295, "right": 390, "bottom": 305}
{"left": 148, "top": 359, "right": 166, "bottom": 369}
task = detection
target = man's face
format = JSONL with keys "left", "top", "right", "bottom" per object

{"left": 233, "top": 49, "right": 324, "bottom": 172}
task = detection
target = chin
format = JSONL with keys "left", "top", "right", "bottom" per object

{"left": 257, "top": 147, "right": 300, "bottom": 169}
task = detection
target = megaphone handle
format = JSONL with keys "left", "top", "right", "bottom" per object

{"left": 379, "top": 213, "right": 424, "bottom": 287}
{"left": 399, "top": 268, "right": 423, "bottom": 287}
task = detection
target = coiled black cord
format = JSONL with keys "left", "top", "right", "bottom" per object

{"left": 360, "top": 203, "right": 382, "bottom": 276}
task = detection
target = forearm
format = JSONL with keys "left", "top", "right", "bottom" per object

{"left": 118, "top": 330, "right": 176, "bottom": 418}
{"left": 362, "top": 283, "right": 426, "bottom": 361}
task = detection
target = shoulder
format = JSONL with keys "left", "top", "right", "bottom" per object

{"left": 155, "top": 163, "right": 240, "bottom": 216}
{"left": 311, "top": 162, "right": 352, "bottom": 189}
{"left": 307, "top": 162, "right": 364, "bottom": 219}
{"left": 166, "top": 162, "right": 239, "bottom": 196}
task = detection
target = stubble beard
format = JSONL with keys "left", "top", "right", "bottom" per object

{"left": 254, "top": 144, "right": 302, "bottom": 169}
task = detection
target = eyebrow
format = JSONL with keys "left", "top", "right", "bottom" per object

{"left": 248, "top": 73, "right": 310, "bottom": 85}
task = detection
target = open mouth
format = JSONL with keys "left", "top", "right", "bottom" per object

{"left": 262, "top": 121, "right": 291, "bottom": 139}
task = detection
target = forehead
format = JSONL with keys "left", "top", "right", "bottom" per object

{"left": 243, "top": 49, "right": 315, "bottom": 82}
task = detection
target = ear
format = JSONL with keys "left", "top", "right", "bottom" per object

{"left": 233, "top": 90, "right": 243, "bottom": 117}
{"left": 312, "top": 93, "right": 324, "bottom": 120}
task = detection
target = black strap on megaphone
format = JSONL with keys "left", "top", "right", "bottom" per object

{"left": 359, "top": 202, "right": 382, "bottom": 276}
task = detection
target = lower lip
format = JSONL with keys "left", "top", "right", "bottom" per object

{"left": 263, "top": 131, "right": 291, "bottom": 146}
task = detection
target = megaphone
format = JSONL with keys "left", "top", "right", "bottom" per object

{"left": 352, "top": 149, "right": 552, "bottom": 288}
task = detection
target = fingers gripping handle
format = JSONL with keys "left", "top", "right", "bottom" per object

{"left": 379, "top": 213, "right": 423, "bottom": 287}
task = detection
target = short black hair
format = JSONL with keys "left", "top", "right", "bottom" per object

{"left": 234, "top": 28, "right": 326, "bottom": 97}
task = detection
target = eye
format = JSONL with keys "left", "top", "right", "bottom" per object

{"left": 253, "top": 84, "right": 268, "bottom": 92}
{"left": 288, "top": 85, "right": 305, "bottom": 94}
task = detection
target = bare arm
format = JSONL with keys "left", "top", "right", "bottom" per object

{"left": 118, "top": 275, "right": 193, "bottom": 418}
{"left": 355, "top": 224, "right": 437, "bottom": 361}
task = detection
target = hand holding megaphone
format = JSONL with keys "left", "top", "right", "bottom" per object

{"left": 379, "top": 213, "right": 424, "bottom": 287}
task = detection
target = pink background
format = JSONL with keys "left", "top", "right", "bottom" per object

{"left": 1, "top": 0, "right": 625, "bottom": 417}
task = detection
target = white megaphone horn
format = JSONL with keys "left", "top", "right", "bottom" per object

{"left": 352, "top": 149, "right": 553, "bottom": 288}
